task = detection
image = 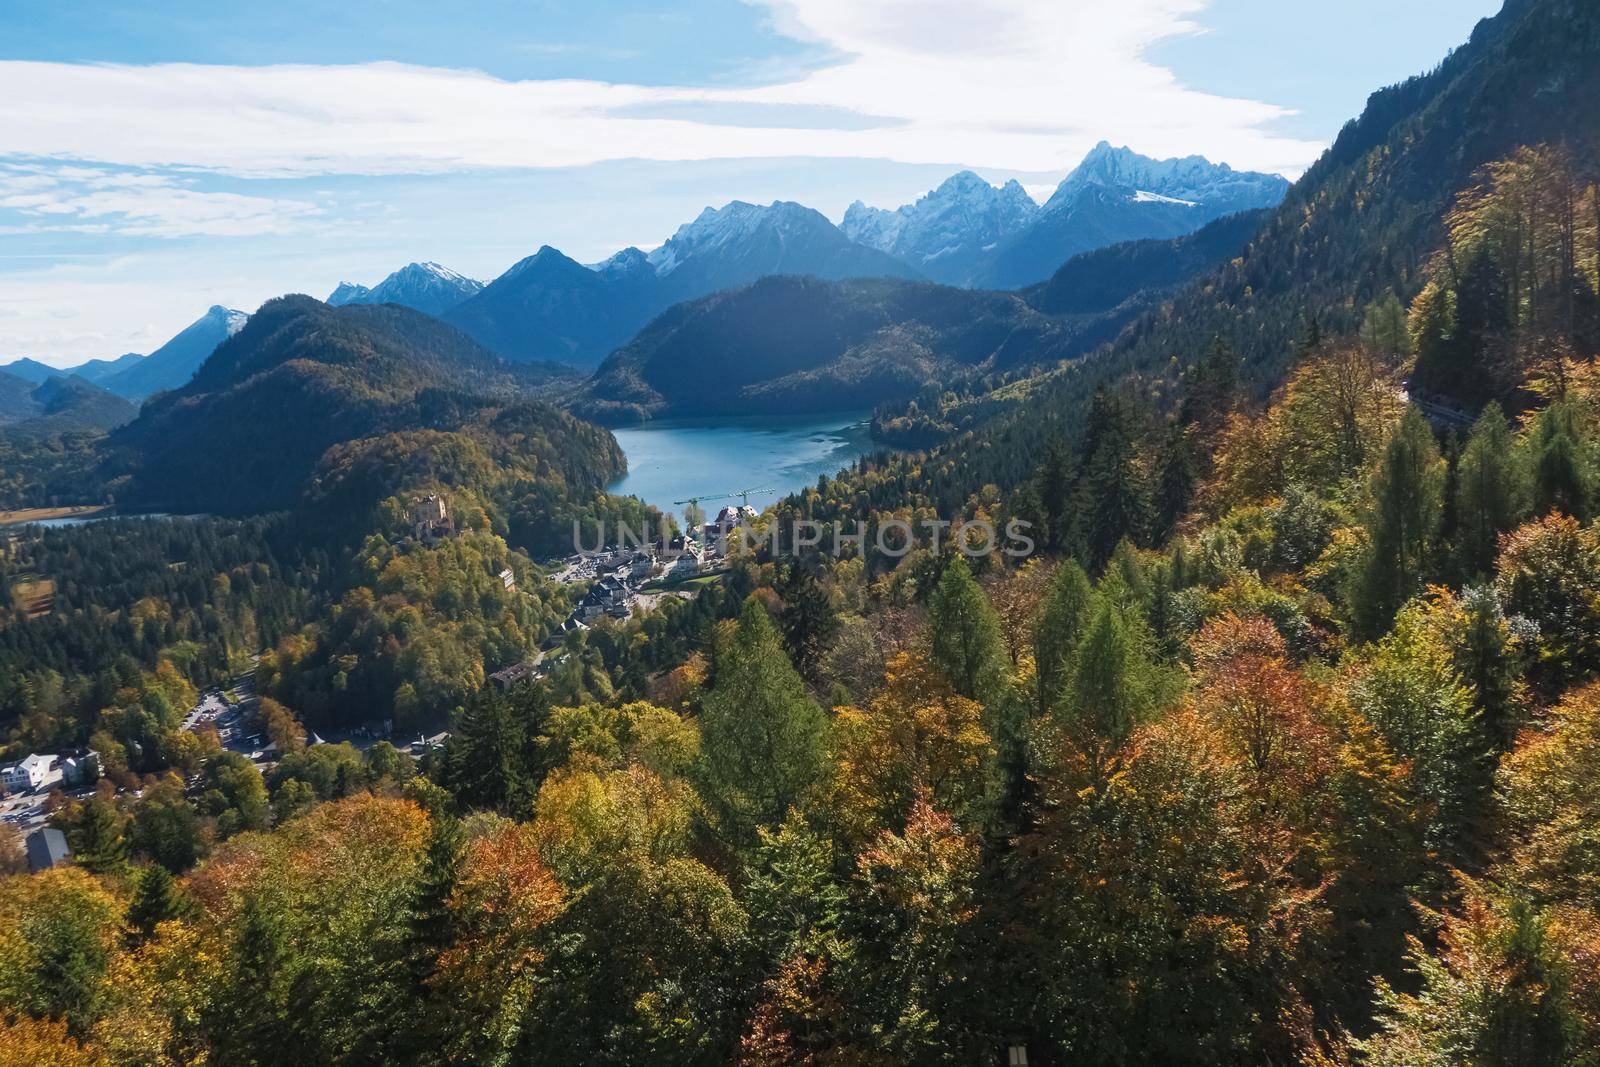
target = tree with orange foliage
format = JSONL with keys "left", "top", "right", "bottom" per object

{"left": 831, "top": 651, "right": 994, "bottom": 842}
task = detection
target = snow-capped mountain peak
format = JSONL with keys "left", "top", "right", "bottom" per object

{"left": 1047, "top": 141, "right": 1288, "bottom": 214}
{"left": 840, "top": 171, "right": 1039, "bottom": 284}
{"left": 647, "top": 201, "right": 828, "bottom": 276}
{"left": 206, "top": 305, "right": 251, "bottom": 336}
{"left": 594, "top": 246, "right": 654, "bottom": 277}
{"left": 326, "top": 282, "right": 371, "bottom": 307}
{"left": 326, "top": 261, "right": 484, "bottom": 317}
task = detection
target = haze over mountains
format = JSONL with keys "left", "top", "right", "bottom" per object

{"left": 2, "top": 141, "right": 1288, "bottom": 416}
{"left": 842, "top": 142, "right": 1289, "bottom": 287}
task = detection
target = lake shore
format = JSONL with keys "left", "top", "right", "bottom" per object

{"left": 0, "top": 504, "right": 110, "bottom": 527}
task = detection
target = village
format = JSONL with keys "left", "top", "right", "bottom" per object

{"left": 433, "top": 492, "right": 756, "bottom": 691}
{"left": 1, "top": 494, "right": 753, "bottom": 871}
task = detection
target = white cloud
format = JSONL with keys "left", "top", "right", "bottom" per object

{"left": 0, "top": 165, "right": 326, "bottom": 237}
{"left": 0, "top": 0, "right": 1323, "bottom": 181}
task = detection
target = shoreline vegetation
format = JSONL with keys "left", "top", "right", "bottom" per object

{"left": 0, "top": 504, "right": 110, "bottom": 527}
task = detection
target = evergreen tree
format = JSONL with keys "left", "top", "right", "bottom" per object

{"left": 125, "top": 862, "right": 192, "bottom": 945}
{"left": 1455, "top": 404, "right": 1528, "bottom": 576}
{"left": 779, "top": 560, "right": 838, "bottom": 681}
{"left": 1528, "top": 402, "right": 1594, "bottom": 520}
{"left": 929, "top": 557, "right": 1008, "bottom": 708}
{"left": 208, "top": 894, "right": 292, "bottom": 1067}
{"left": 1360, "top": 291, "right": 1413, "bottom": 364}
{"left": 64, "top": 795, "right": 127, "bottom": 878}
{"left": 396, "top": 813, "right": 466, "bottom": 1063}
{"left": 1352, "top": 408, "right": 1446, "bottom": 639}
{"left": 1180, "top": 335, "right": 1239, "bottom": 430}
{"left": 1034, "top": 560, "right": 1092, "bottom": 716}
{"left": 444, "top": 688, "right": 541, "bottom": 815}
{"left": 698, "top": 598, "right": 830, "bottom": 843}
{"left": 1070, "top": 390, "right": 1149, "bottom": 570}
{"left": 1036, "top": 435, "right": 1074, "bottom": 553}
{"left": 1058, "top": 601, "right": 1139, "bottom": 789}
{"left": 1152, "top": 424, "right": 1197, "bottom": 545}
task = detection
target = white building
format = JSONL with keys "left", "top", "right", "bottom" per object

{"left": 2, "top": 753, "right": 55, "bottom": 793}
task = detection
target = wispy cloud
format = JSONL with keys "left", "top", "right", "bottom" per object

{"left": 0, "top": 164, "right": 327, "bottom": 237}
{"left": 0, "top": 0, "right": 1322, "bottom": 180}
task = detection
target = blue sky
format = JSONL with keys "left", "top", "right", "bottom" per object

{"left": 0, "top": 0, "right": 1501, "bottom": 366}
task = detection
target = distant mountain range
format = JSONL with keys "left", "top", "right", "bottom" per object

{"left": 430, "top": 145, "right": 1284, "bottom": 370}
{"left": 0, "top": 352, "right": 144, "bottom": 387}
{"left": 4, "top": 308, "right": 248, "bottom": 404}
{"left": 0, "top": 369, "right": 136, "bottom": 435}
{"left": 5, "top": 143, "right": 1286, "bottom": 416}
{"left": 844, "top": 143, "right": 1289, "bottom": 288}
{"left": 442, "top": 200, "right": 921, "bottom": 370}
{"left": 326, "top": 261, "right": 485, "bottom": 317}
{"left": 576, "top": 206, "right": 1266, "bottom": 424}
{"left": 841, "top": 172, "right": 1039, "bottom": 286}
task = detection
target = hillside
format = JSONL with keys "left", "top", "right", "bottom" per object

{"left": 574, "top": 209, "right": 1269, "bottom": 425}
{"left": 1023, "top": 209, "right": 1271, "bottom": 316}
{"left": 101, "top": 296, "right": 593, "bottom": 514}
{"left": 840, "top": 0, "right": 1600, "bottom": 512}
{"left": 1109, "top": 0, "right": 1600, "bottom": 394}
{"left": 576, "top": 275, "right": 1076, "bottom": 422}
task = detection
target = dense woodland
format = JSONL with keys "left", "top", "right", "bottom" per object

{"left": 7, "top": 0, "right": 1600, "bottom": 1062}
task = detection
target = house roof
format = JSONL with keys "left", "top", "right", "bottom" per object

{"left": 25, "top": 828, "right": 70, "bottom": 872}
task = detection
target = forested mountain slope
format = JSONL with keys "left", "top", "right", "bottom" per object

{"left": 101, "top": 296, "right": 600, "bottom": 514}
{"left": 840, "top": 0, "right": 1600, "bottom": 512}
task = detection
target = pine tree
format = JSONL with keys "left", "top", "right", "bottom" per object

{"left": 1152, "top": 424, "right": 1197, "bottom": 545}
{"left": 1036, "top": 435, "right": 1074, "bottom": 553}
{"left": 779, "top": 560, "right": 838, "bottom": 681}
{"left": 1360, "top": 292, "right": 1413, "bottom": 365}
{"left": 1071, "top": 390, "right": 1149, "bottom": 570}
{"left": 395, "top": 813, "right": 466, "bottom": 1064}
{"left": 1034, "top": 560, "right": 1092, "bottom": 716}
{"left": 1058, "top": 601, "right": 1139, "bottom": 789}
{"left": 929, "top": 557, "right": 1008, "bottom": 708}
{"left": 1455, "top": 404, "right": 1528, "bottom": 576}
{"left": 66, "top": 795, "right": 127, "bottom": 878}
{"left": 209, "top": 895, "right": 291, "bottom": 1067}
{"left": 698, "top": 598, "right": 831, "bottom": 843}
{"left": 1352, "top": 408, "right": 1446, "bottom": 639}
{"left": 126, "top": 862, "right": 192, "bottom": 945}
{"left": 1528, "top": 402, "right": 1594, "bottom": 520}
{"left": 1180, "top": 335, "right": 1239, "bottom": 430}
{"left": 445, "top": 689, "right": 537, "bottom": 815}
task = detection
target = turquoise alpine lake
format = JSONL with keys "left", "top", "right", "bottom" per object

{"left": 607, "top": 412, "right": 877, "bottom": 520}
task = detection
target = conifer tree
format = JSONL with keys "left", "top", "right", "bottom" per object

{"left": 1034, "top": 560, "right": 1092, "bottom": 715}
{"left": 1352, "top": 408, "right": 1446, "bottom": 639}
{"left": 1528, "top": 402, "right": 1594, "bottom": 520}
{"left": 1455, "top": 404, "right": 1528, "bottom": 576}
{"left": 65, "top": 795, "right": 127, "bottom": 878}
{"left": 1071, "top": 390, "right": 1149, "bottom": 570}
{"left": 125, "top": 862, "right": 192, "bottom": 945}
{"left": 445, "top": 689, "right": 538, "bottom": 815}
{"left": 699, "top": 598, "right": 830, "bottom": 842}
{"left": 1058, "top": 602, "right": 1138, "bottom": 789}
{"left": 1036, "top": 435, "right": 1074, "bottom": 552}
{"left": 779, "top": 560, "right": 838, "bottom": 681}
{"left": 1152, "top": 423, "right": 1197, "bottom": 545}
{"left": 929, "top": 557, "right": 1008, "bottom": 708}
